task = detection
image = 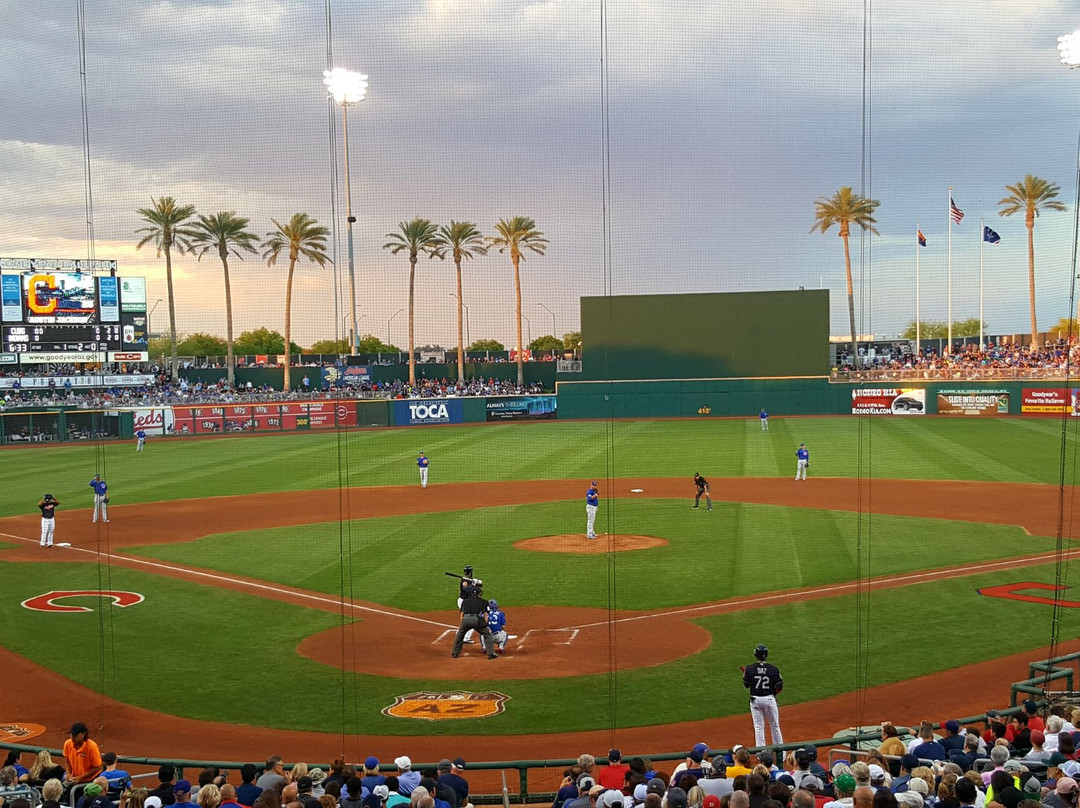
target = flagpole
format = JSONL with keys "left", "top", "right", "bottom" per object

{"left": 948, "top": 187, "right": 953, "bottom": 353}
{"left": 979, "top": 218, "right": 985, "bottom": 349}
{"left": 916, "top": 221, "right": 921, "bottom": 354}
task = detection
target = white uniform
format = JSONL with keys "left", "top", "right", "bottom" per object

{"left": 417, "top": 454, "right": 429, "bottom": 488}
{"left": 38, "top": 498, "right": 59, "bottom": 547}
{"left": 136, "top": 430, "right": 146, "bottom": 451}
{"left": 585, "top": 484, "right": 599, "bottom": 539}
{"left": 795, "top": 446, "right": 809, "bottom": 481}
{"left": 743, "top": 658, "right": 783, "bottom": 747}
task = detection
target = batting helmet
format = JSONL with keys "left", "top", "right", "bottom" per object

{"left": 43, "top": 494, "right": 54, "bottom": 501}
{"left": 754, "top": 644, "right": 769, "bottom": 661}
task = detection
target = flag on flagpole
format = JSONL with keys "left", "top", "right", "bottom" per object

{"left": 917, "top": 229, "right": 927, "bottom": 247}
{"left": 950, "top": 198, "right": 965, "bottom": 224}
{"left": 983, "top": 225, "right": 1000, "bottom": 244}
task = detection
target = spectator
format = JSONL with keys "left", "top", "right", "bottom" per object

{"left": 1044, "top": 778, "right": 1078, "bottom": 808}
{"left": 1023, "top": 702, "right": 1045, "bottom": 734}
{"left": 361, "top": 761, "right": 385, "bottom": 795}
{"left": 308, "top": 771, "right": 326, "bottom": 800}
{"left": 1008, "top": 715, "right": 1033, "bottom": 755}
{"left": 600, "top": 752, "right": 629, "bottom": 791}
{"left": 728, "top": 750, "right": 754, "bottom": 780}
{"left": 563, "top": 776, "right": 594, "bottom": 808}
{"left": 236, "top": 766, "right": 263, "bottom": 807}
{"left": 149, "top": 767, "right": 177, "bottom": 807}
{"left": 342, "top": 778, "right": 365, "bottom": 808}
{"left": 0, "top": 767, "right": 34, "bottom": 804}
{"left": 383, "top": 779, "right": 407, "bottom": 808}
{"left": 256, "top": 760, "right": 287, "bottom": 793}
{"left": 823, "top": 775, "right": 857, "bottom": 808}
{"left": 952, "top": 778, "right": 976, "bottom": 808}
{"left": 295, "top": 778, "right": 319, "bottom": 808}
{"left": 552, "top": 769, "right": 584, "bottom": 808}
{"left": 221, "top": 785, "right": 245, "bottom": 808}
{"left": 950, "top": 735, "right": 983, "bottom": 772}
{"left": 748, "top": 775, "right": 770, "bottom": 808}
{"left": 437, "top": 760, "right": 468, "bottom": 808}
{"left": 394, "top": 759, "right": 420, "bottom": 798}
{"left": 121, "top": 786, "right": 150, "bottom": 808}
{"left": 175, "top": 780, "right": 195, "bottom": 808}
{"left": 982, "top": 747, "right": 1012, "bottom": 786}
{"left": 1046, "top": 719, "right": 1065, "bottom": 754}
{"left": 940, "top": 723, "right": 967, "bottom": 756}
{"left": 791, "top": 791, "right": 815, "bottom": 808}
{"left": 1025, "top": 732, "right": 1050, "bottom": 764}
{"left": 910, "top": 724, "right": 948, "bottom": 762}
{"left": 198, "top": 785, "right": 222, "bottom": 808}
{"left": 63, "top": 722, "right": 104, "bottom": 785}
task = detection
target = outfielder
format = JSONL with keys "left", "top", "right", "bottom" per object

{"left": 417, "top": 451, "right": 429, "bottom": 488}
{"left": 89, "top": 475, "right": 109, "bottom": 523}
{"left": 742, "top": 643, "right": 783, "bottom": 747}
{"left": 486, "top": 599, "right": 508, "bottom": 655}
{"left": 585, "top": 481, "right": 599, "bottom": 539}
{"left": 135, "top": 429, "right": 146, "bottom": 452}
{"left": 692, "top": 473, "right": 712, "bottom": 510}
{"left": 795, "top": 443, "right": 809, "bottom": 481}
{"left": 38, "top": 494, "right": 60, "bottom": 548}
{"left": 759, "top": 409, "right": 769, "bottom": 431}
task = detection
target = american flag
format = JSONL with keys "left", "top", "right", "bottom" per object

{"left": 950, "top": 198, "right": 964, "bottom": 225}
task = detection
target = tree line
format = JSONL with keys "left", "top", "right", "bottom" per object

{"left": 812, "top": 175, "right": 1066, "bottom": 359}
{"left": 136, "top": 198, "right": 553, "bottom": 391}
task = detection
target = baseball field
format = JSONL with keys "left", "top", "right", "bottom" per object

{"left": 2, "top": 414, "right": 1080, "bottom": 761}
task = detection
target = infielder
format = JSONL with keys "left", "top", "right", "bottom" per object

{"left": 585, "top": 481, "right": 599, "bottom": 539}
{"left": 692, "top": 473, "right": 712, "bottom": 510}
{"left": 795, "top": 443, "right": 809, "bottom": 481}
{"left": 89, "top": 475, "right": 109, "bottom": 523}
{"left": 135, "top": 429, "right": 146, "bottom": 452}
{"left": 417, "top": 451, "right": 429, "bottom": 488}
{"left": 486, "top": 599, "right": 508, "bottom": 655}
{"left": 457, "top": 565, "right": 480, "bottom": 645}
{"left": 759, "top": 409, "right": 769, "bottom": 431}
{"left": 38, "top": 494, "right": 60, "bottom": 548}
{"left": 742, "top": 643, "right": 783, "bottom": 747}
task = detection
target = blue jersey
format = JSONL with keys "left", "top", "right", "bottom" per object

{"left": 487, "top": 608, "right": 507, "bottom": 632}
{"left": 136, "top": 430, "right": 146, "bottom": 439}
{"left": 796, "top": 447, "right": 809, "bottom": 462}
{"left": 760, "top": 410, "right": 768, "bottom": 419}
{"left": 586, "top": 487, "right": 599, "bottom": 507}
{"left": 417, "top": 454, "right": 429, "bottom": 469}
{"left": 90, "top": 478, "right": 108, "bottom": 496}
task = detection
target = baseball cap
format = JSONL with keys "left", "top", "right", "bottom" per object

{"left": 802, "top": 744, "right": 817, "bottom": 759}
{"left": 1032, "top": 730, "right": 1046, "bottom": 746}
{"left": 667, "top": 787, "right": 689, "bottom": 808}
{"left": 1057, "top": 778, "right": 1078, "bottom": 794}
{"left": 689, "top": 750, "right": 704, "bottom": 764}
{"left": 608, "top": 749, "right": 622, "bottom": 762}
{"left": 591, "top": 481, "right": 598, "bottom": 487}
{"left": 437, "top": 760, "right": 452, "bottom": 772}
{"left": 835, "top": 774, "right": 856, "bottom": 792}
{"left": 394, "top": 756, "right": 411, "bottom": 771}
{"left": 634, "top": 785, "right": 648, "bottom": 802}
{"left": 907, "top": 780, "right": 929, "bottom": 796}
{"left": 174, "top": 780, "right": 192, "bottom": 794}
{"left": 310, "top": 769, "right": 326, "bottom": 784}
{"left": 944, "top": 719, "right": 960, "bottom": 733}
{"left": 800, "top": 776, "right": 823, "bottom": 791}
{"left": 987, "top": 710, "right": 1001, "bottom": 718}
{"left": 1003, "top": 760, "right": 1024, "bottom": 774}
{"left": 296, "top": 776, "right": 313, "bottom": 791}
{"left": 1062, "top": 761, "right": 1080, "bottom": 778}
{"left": 83, "top": 784, "right": 103, "bottom": 797}
{"left": 703, "top": 797, "right": 721, "bottom": 808}
{"left": 693, "top": 743, "right": 710, "bottom": 755}
{"left": 868, "top": 764, "right": 886, "bottom": 782}
{"left": 901, "top": 754, "right": 919, "bottom": 771}
{"left": 365, "top": 757, "right": 380, "bottom": 770}
{"left": 578, "top": 775, "right": 596, "bottom": 790}
{"left": 146, "top": 798, "right": 163, "bottom": 808}
{"left": 758, "top": 750, "right": 775, "bottom": 767}
{"left": 1024, "top": 699, "right": 1039, "bottom": 712}
{"left": 646, "top": 778, "right": 666, "bottom": 796}
{"left": 598, "top": 792, "right": 624, "bottom": 808}
{"left": 373, "top": 786, "right": 389, "bottom": 801}
{"left": 777, "top": 775, "right": 795, "bottom": 788}
{"left": 452, "top": 758, "right": 466, "bottom": 769}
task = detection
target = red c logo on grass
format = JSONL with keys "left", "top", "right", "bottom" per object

{"left": 21, "top": 590, "right": 144, "bottom": 613}
{"left": 978, "top": 582, "right": 1080, "bottom": 608}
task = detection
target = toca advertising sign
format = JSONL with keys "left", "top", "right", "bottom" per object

{"left": 393, "top": 399, "right": 464, "bottom": 426}
{"left": 851, "top": 388, "right": 926, "bottom": 415}
{"left": 937, "top": 391, "right": 1010, "bottom": 416}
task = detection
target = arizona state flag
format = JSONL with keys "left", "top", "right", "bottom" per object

{"left": 917, "top": 230, "right": 927, "bottom": 247}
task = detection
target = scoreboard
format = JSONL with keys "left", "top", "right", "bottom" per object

{"left": 3, "top": 325, "right": 123, "bottom": 354}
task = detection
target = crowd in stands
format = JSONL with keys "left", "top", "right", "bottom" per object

{"left": 5, "top": 701, "right": 1080, "bottom": 808}
{"left": 834, "top": 342, "right": 1080, "bottom": 381}
{"left": 0, "top": 374, "right": 546, "bottom": 412}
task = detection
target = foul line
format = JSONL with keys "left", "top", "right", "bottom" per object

{"left": 0, "top": 530, "right": 456, "bottom": 630}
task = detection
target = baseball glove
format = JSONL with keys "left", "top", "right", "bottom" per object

{"left": 104, "top": 497, "right": 110, "bottom": 504}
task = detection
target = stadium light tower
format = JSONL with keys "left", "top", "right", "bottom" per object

{"left": 1059, "top": 29, "right": 1080, "bottom": 332}
{"left": 323, "top": 67, "right": 369, "bottom": 356}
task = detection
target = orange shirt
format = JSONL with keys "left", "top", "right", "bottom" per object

{"left": 63, "top": 737, "right": 102, "bottom": 782}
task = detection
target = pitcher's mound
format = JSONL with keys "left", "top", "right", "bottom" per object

{"left": 514, "top": 534, "right": 668, "bottom": 553}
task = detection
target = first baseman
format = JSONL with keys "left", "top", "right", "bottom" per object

{"left": 417, "top": 451, "right": 429, "bottom": 488}
{"left": 795, "top": 443, "right": 809, "bottom": 481}
{"left": 38, "top": 494, "right": 60, "bottom": 548}
{"left": 89, "top": 475, "right": 109, "bottom": 523}
{"left": 742, "top": 643, "right": 783, "bottom": 746}
{"left": 585, "top": 481, "right": 599, "bottom": 539}
{"left": 759, "top": 408, "right": 769, "bottom": 430}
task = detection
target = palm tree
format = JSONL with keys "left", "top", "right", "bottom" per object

{"left": 810, "top": 188, "right": 880, "bottom": 365}
{"left": 261, "top": 213, "right": 330, "bottom": 391}
{"left": 135, "top": 196, "right": 198, "bottom": 381}
{"left": 998, "top": 175, "right": 1066, "bottom": 348}
{"left": 489, "top": 216, "right": 548, "bottom": 386}
{"left": 433, "top": 221, "right": 488, "bottom": 383}
{"left": 382, "top": 218, "right": 443, "bottom": 388}
{"left": 188, "top": 211, "right": 260, "bottom": 388}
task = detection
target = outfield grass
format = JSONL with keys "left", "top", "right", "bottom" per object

{"left": 129, "top": 500, "right": 1052, "bottom": 611}
{"left": 0, "top": 553, "right": 1075, "bottom": 735}
{"left": 1, "top": 416, "right": 1078, "bottom": 518}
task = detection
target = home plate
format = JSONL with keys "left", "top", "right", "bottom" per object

{"left": 630, "top": 488, "right": 644, "bottom": 493}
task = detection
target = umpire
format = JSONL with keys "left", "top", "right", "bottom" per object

{"left": 452, "top": 582, "right": 498, "bottom": 659}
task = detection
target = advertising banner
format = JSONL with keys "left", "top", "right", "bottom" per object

{"left": 485, "top": 395, "right": 558, "bottom": 421}
{"left": 19, "top": 351, "right": 104, "bottom": 364}
{"left": 121, "top": 310, "right": 148, "bottom": 349}
{"left": 323, "top": 365, "right": 370, "bottom": 387}
{"left": 119, "top": 277, "right": 147, "bottom": 313}
{"left": 936, "top": 391, "right": 1009, "bottom": 416}
{"left": 0, "top": 373, "right": 155, "bottom": 390}
{"left": 169, "top": 402, "right": 356, "bottom": 435}
{"left": 393, "top": 398, "right": 464, "bottom": 426}
{"left": 129, "top": 408, "right": 174, "bottom": 436}
{"left": 1, "top": 275, "right": 21, "bottom": 322}
{"left": 1022, "top": 388, "right": 1069, "bottom": 414}
{"left": 98, "top": 277, "right": 120, "bottom": 322}
{"left": 850, "top": 388, "right": 926, "bottom": 415}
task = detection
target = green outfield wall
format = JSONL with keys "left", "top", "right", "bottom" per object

{"left": 578, "top": 290, "right": 829, "bottom": 380}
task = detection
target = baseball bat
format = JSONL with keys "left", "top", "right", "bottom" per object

{"left": 445, "top": 572, "right": 464, "bottom": 579}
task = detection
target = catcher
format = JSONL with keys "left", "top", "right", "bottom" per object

{"left": 89, "top": 474, "right": 110, "bottom": 523}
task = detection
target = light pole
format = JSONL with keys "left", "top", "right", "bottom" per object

{"left": 522, "top": 314, "right": 532, "bottom": 348}
{"left": 323, "top": 67, "right": 369, "bottom": 357}
{"left": 342, "top": 313, "right": 367, "bottom": 350}
{"left": 536, "top": 302, "right": 556, "bottom": 341}
{"left": 388, "top": 308, "right": 404, "bottom": 346}
{"left": 148, "top": 298, "right": 163, "bottom": 341}
{"left": 1059, "top": 29, "right": 1080, "bottom": 332}
{"left": 449, "top": 294, "right": 471, "bottom": 351}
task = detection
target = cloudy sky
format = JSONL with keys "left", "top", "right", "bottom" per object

{"left": 2, "top": 0, "right": 1079, "bottom": 348}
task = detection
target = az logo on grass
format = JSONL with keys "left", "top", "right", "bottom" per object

{"left": 382, "top": 691, "right": 509, "bottom": 721}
